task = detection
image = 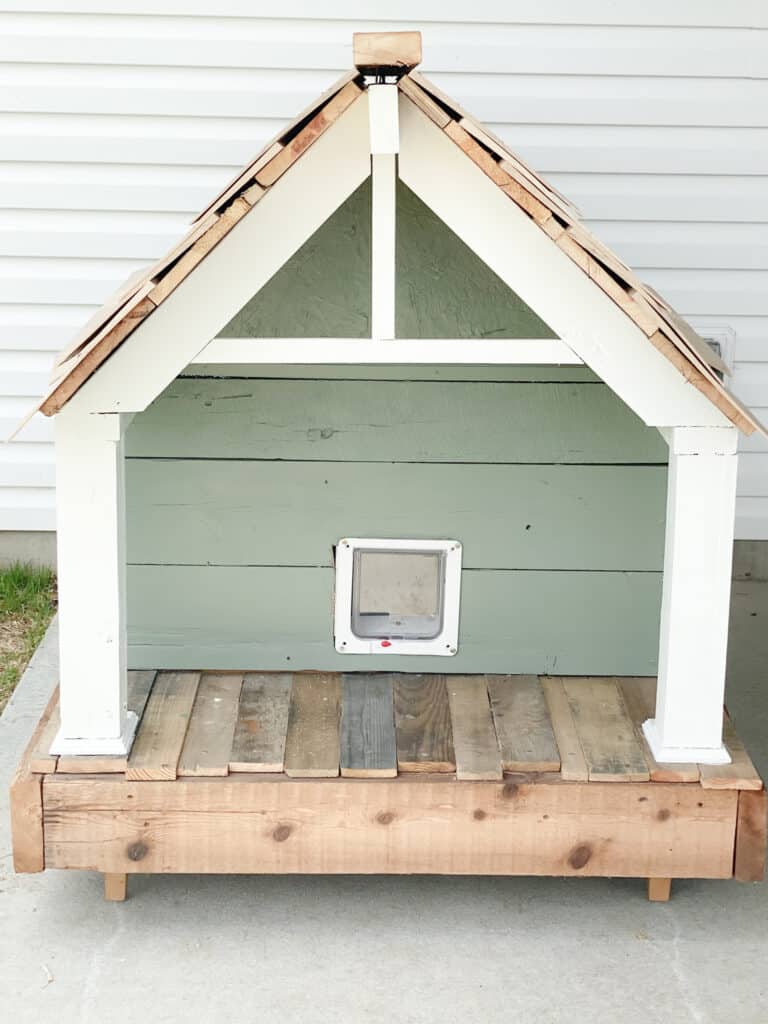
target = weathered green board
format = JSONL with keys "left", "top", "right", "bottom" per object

{"left": 127, "top": 565, "right": 662, "bottom": 676}
{"left": 127, "top": 378, "right": 667, "bottom": 464}
{"left": 217, "top": 178, "right": 555, "bottom": 340}
{"left": 126, "top": 460, "right": 665, "bottom": 571}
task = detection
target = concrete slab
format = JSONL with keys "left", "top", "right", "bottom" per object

{"left": 2, "top": 589, "right": 766, "bottom": 1024}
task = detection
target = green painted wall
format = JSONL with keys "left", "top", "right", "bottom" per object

{"left": 126, "top": 366, "right": 667, "bottom": 675}
{"left": 218, "top": 179, "right": 554, "bottom": 339}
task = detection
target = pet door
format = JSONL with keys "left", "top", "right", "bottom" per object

{"left": 334, "top": 538, "right": 461, "bottom": 655}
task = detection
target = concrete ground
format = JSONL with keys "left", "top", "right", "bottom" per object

{"left": 1, "top": 586, "right": 766, "bottom": 1024}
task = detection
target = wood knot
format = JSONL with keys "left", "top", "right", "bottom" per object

{"left": 376, "top": 811, "right": 395, "bottom": 825}
{"left": 502, "top": 782, "right": 519, "bottom": 800}
{"left": 126, "top": 841, "right": 148, "bottom": 862}
{"left": 656, "top": 808, "right": 671, "bottom": 822}
{"left": 272, "top": 823, "right": 293, "bottom": 842}
{"left": 473, "top": 809, "right": 487, "bottom": 821}
{"left": 568, "top": 844, "right": 592, "bottom": 870}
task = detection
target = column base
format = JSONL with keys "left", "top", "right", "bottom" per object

{"left": 642, "top": 718, "right": 731, "bottom": 766}
{"left": 50, "top": 710, "right": 138, "bottom": 757}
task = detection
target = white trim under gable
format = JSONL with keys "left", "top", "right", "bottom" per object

{"left": 66, "top": 92, "right": 372, "bottom": 415}
{"left": 397, "top": 93, "right": 731, "bottom": 430}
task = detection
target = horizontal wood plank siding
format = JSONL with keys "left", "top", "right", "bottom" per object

{"left": 127, "top": 563, "right": 662, "bottom": 675}
{"left": 126, "top": 459, "right": 666, "bottom": 571}
{"left": 2, "top": 5, "right": 765, "bottom": 536}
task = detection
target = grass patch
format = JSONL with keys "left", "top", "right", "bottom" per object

{"left": 0, "top": 563, "right": 57, "bottom": 714}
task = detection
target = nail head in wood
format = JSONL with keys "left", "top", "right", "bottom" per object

{"left": 353, "top": 31, "right": 422, "bottom": 76}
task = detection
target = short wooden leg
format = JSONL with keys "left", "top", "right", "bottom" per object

{"left": 647, "top": 877, "right": 672, "bottom": 902}
{"left": 104, "top": 872, "right": 127, "bottom": 902}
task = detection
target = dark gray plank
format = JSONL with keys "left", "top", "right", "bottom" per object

{"left": 394, "top": 675, "right": 455, "bottom": 773}
{"left": 488, "top": 674, "right": 561, "bottom": 772}
{"left": 340, "top": 674, "right": 397, "bottom": 778}
{"left": 229, "top": 673, "right": 292, "bottom": 773}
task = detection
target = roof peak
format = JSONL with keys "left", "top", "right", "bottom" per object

{"left": 353, "top": 31, "right": 422, "bottom": 77}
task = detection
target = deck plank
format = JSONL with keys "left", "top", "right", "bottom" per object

{"left": 488, "top": 675, "right": 560, "bottom": 773}
{"left": 29, "top": 686, "right": 60, "bottom": 774}
{"left": 340, "top": 674, "right": 397, "bottom": 778}
{"left": 57, "top": 671, "right": 157, "bottom": 774}
{"left": 394, "top": 674, "right": 455, "bottom": 773}
{"left": 446, "top": 676, "right": 503, "bottom": 781}
{"left": 284, "top": 674, "right": 341, "bottom": 778}
{"left": 126, "top": 671, "right": 200, "bottom": 781}
{"left": 540, "top": 678, "right": 588, "bottom": 782}
{"left": 618, "top": 677, "right": 700, "bottom": 784}
{"left": 229, "top": 673, "right": 292, "bottom": 773}
{"left": 562, "top": 678, "right": 650, "bottom": 782}
{"left": 700, "top": 714, "right": 763, "bottom": 791}
{"left": 178, "top": 673, "right": 242, "bottom": 777}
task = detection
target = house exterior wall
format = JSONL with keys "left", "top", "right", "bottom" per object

{"left": 125, "top": 364, "right": 667, "bottom": 673}
{"left": 1, "top": 3, "right": 766, "bottom": 538}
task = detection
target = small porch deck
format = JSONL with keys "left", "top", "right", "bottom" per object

{"left": 11, "top": 672, "right": 766, "bottom": 902}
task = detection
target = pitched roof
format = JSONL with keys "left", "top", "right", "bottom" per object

{"left": 31, "top": 37, "right": 764, "bottom": 436}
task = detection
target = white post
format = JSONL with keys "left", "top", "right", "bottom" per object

{"left": 643, "top": 426, "right": 739, "bottom": 764}
{"left": 51, "top": 406, "right": 136, "bottom": 755}
{"left": 368, "top": 83, "right": 398, "bottom": 341}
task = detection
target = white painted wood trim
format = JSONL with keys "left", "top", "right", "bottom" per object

{"left": 368, "top": 83, "right": 399, "bottom": 155}
{"left": 644, "top": 425, "right": 739, "bottom": 764}
{"left": 397, "top": 93, "right": 731, "bottom": 429}
{"left": 52, "top": 407, "right": 131, "bottom": 753}
{"left": 371, "top": 153, "right": 397, "bottom": 341}
{"left": 66, "top": 93, "right": 371, "bottom": 415}
{"left": 192, "top": 337, "right": 584, "bottom": 365}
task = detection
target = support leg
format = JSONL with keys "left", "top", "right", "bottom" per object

{"left": 104, "top": 873, "right": 127, "bottom": 902}
{"left": 647, "top": 877, "right": 672, "bottom": 903}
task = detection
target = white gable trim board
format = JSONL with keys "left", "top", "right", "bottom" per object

{"left": 43, "top": 57, "right": 760, "bottom": 767}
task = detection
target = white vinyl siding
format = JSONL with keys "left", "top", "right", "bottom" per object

{"left": 1, "top": 2, "right": 766, "bottom": 535}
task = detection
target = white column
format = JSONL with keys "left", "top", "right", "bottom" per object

{"left": 643, "top": 426, "right": 739, "bottom": 765}
{"left": 51, "top": 406, "right": 136, "bottom": 755}
{"left": 368, "top": 83, "right": 398, "bottom": 341}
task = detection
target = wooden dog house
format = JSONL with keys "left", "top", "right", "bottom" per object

{"left": 11, "top": 32, "right": 767, "bottom": 902}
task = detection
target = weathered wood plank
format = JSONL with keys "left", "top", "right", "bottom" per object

{"left": 700, "top": 715, "right": 764, "bottom": 791}
{"left": 229, "top": 673, "right": 292, "bottom": 773}
{"left": 127, "top": 378, "right": 667, "bottom": 465}
{"left": 618, "top": 676, "right": 700, "bottom": 784}
{"left": 56, "top": 670, "right": 157, "bottom": 774}
{"left": 178, "top": 673, "right": 242, "bottom": 777}
{"left": 540, "top": 678, "right": 588, "bottom": 782}
{"left": 127, "top": 566, "right": 663, "bottom": 677}
{"left": 734, "top": 789, "right": 767, "bottom": 882}
{"left": 446, "top": 676, "right": 502, "bottom": 781}
{"left": 42, "top": 777, "right": 739, "bottom": 879}
{"left": 340, "top": 674, "right": 397, "bottom": 779}
{"left": 125, "top": 671, "right": 200, "bottom": 781}
{"left": 563, "top": 678, "right": 650, "bottom": 782}
{"left": 10, "top": 685, "right": 60, "bottom": 872}
{"left": 126, "top": 461, "right": 667, "bottom": 573}
{"left": 394, "top": 675, "right": 455, "bottom": 773}
{"left": 487, "top": 674, "right": 560, "bottom": 773}
{"left": 284, "top": 674, "right": 341, "bottom": 778}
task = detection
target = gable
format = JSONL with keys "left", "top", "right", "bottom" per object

{"left": 218, "top": 177, "right": 555, "bottom": 341}
{"left": 26, "top": 40, "right": 764, "bottom": 439}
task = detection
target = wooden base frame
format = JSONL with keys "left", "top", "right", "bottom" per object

{"left": 11, "top": 677, "right": 765, "bottom": 903}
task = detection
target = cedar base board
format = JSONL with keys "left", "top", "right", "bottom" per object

{"left": 36, "top": 774, "right": 757, "bottom": 881}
